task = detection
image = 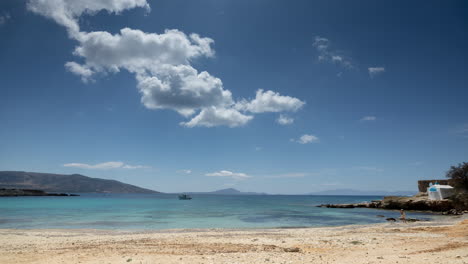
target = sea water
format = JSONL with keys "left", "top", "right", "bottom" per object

{"left": 0, "top": 194, "right": 437, "bottom": 229}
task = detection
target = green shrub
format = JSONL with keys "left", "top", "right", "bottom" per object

{"left": 446, "top": 162, "right": 468, "bottom": 210}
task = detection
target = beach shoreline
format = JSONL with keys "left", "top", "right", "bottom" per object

{"left": 1, "top": 216, "right": 466, "bottom": 264}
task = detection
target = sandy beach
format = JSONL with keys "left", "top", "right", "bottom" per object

{"left": 1, "top": 216, "right": 467, "bottom": 264}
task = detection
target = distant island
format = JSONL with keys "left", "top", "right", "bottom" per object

{"left": 187, "top": 188, "right": 267, "bottom": 195}
{"left": 307, "top": 189, "right": 416, "bottom": 196}
{"left": 191, "top": 188, "right": 415, "bottom": 196}
{"left": 0, "top": 171, "right": 159, "bottom": 194}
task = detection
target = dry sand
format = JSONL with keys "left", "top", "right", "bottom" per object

{"left": 1, "top": 217, "right": 467, "bottom": 264}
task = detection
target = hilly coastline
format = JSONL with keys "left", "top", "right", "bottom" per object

{"left": 0, "top": 171, "right": 158, "bottom": 194}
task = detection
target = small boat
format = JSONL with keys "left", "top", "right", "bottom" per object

{"left": 178, "top": 194, "right": 192, "bottom": 200}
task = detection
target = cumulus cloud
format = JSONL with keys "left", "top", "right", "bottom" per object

{"left": 181, "top": 107, "right": 253, "bottom": 128}
{"left": 205, "top": 170, "right": 250, "bottom": 180}
{"left": 71, "top": 28, "right": 233, "bottom": 119}
{"left": 236, "top": 89, "right": 304, "bottom": 113}
{"left": 313, "top": 36, "right": 353, "bottom": 69}
{"left": 276, "top": 114, "right": 294, "bottom": 125}
{"left": 70, "top": 28, "right": 215, "bottom": 77}
{"left": 360, "top": 116, "right": 377, "bottom": 122}
{"left": 27, "top": 0, "right": 150, "bottom": 37}
{"left": 368, "top": 67, "right": 385, "bottom": 77}
{"left": 292, "top": 134, "right": 319, "bottom": 144}
{"left": 28, "top": 0, "right": 304, "bottom": 127}
{"left": 63, "top": 161, "right": 150, "bottom": 170}
{"left": 0, "top": 13, "right": 11, "bottom": 26}
{"left": 136, "top": 65, "right": 231, "bottom": 117}
{"left": 177, "top": 169, "right": 192, "bottom": 174}
{"left": 65, "top": 61, "right": 94, "bottom": 82}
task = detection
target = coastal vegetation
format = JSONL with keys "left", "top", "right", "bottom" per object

{"left": 446, "top": 162, "right": 468, "bottom": 210}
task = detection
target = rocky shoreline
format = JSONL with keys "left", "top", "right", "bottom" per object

{"left": 317, "top": 193, "right": 466, "bottom": 215}
{"left": 0, "top": 188, "right": 79, "bottom": 197}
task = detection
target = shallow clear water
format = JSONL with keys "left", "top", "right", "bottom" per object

{"left": 0, "top": 194, "right": 436, "bottom": 229}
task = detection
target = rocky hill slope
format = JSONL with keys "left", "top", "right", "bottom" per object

{"left": 0, "top": 171, "right": 158, "bottom": 193}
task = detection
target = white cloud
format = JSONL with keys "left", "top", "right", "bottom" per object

{"left": 181, "top": 106, "right": 253, "bottom": 128}
{"left": 313, "top": 36, "right": 353, "bottom": 69}
{"left": 0, "top": 13, "right": 11, "bottom": 26}
{"left": 276, "top": 114, "right": 294, "bottom": 125}
{"left": 27, "top": 0, "right": 150, "bottom": 37}
{"left": 122, "top": 164, "right": 149, "bottom": 169}
{"left": 292, "top": 134, "right": 319, "bottom": 144}
{"left": 136, "top": 65, "right": 232, "bottom": 117}
{"left": 368, "top": 67, "right": 385, "bottom": 77}
{"left": 177, "top": 169, "right": 192, "bottom": 174}
{"left": 236, "top": 89, "right": 305, "bottom": 113}
{"left": 71, "top": 29, "right": 215, "bottom": 77}
{"left": 360, "top": 116, "right": 377, "bottom": 121}
{"left": 63, "top": 161, "right": 150, "bottom": 170}
{"left": 28, "top": 0, "right": 305, "bottom": 128}
{"left": 65, "top": 61, "right": 94, "bottom": 82}
{"left": 205, "top": 170, "right": 250, "bottom": 180}
{"left": 71, "top": 28, "right": 232, "bottom": 118}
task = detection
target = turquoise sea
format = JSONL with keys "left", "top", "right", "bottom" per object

{"left": 0, "top": 194, "right": 437, "bottom": 229}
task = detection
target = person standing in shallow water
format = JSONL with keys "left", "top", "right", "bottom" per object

{"left": 400, "top": 209, "right": 406, "bottom": 222}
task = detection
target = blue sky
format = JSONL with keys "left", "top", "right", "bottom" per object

{"left": 0, "top": 0, "right": 467, "bottom": 194}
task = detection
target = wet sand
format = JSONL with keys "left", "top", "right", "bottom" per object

{"left": 0, "top": 217, "right": 467, "bottom": 264}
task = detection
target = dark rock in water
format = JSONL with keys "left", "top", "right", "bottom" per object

{"left": 442, "top": 209, "right": 465, "bottom": 215}
{"left": 386, "top": 218, "right": 397, "bottom": 222}
{"left": 327, "top": 204, "right": 356, "bottom": 208}
{"left": 0, "top": 188, "right": 79, "bottom": 197}
{"left": 47, "top": 193, "right": 69, "bottom": 196}
{"left": 376, "top": 215, "right": 385, "bottom": 217}
{"left": 317, "top": 202, "right": 377, "bottom": 209}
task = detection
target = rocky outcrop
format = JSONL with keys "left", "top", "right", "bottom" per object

{"left": 379, "top": 195, "right": 453, "bottom": 211}
{"left": 317, "top": 193, "right": 463, "bottom": 214}
{"left": 0, "top": 188, "right": 79, "bottom": 197}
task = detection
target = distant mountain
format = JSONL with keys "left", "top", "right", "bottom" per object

{"left": 0, "top": 171, "right": 158, "bottom": 193}
{"left": 307, "top": 188, "right": 416, "bottom": 196}
{"left": 188, "top": 188, "right": 266, "bottom": 195}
